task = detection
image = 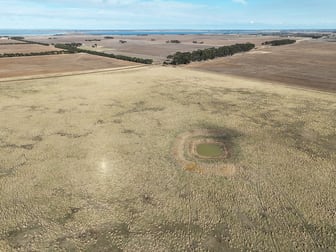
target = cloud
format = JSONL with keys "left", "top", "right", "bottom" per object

{"left": 232, "top": 0, "right": 247, "bottom": 5}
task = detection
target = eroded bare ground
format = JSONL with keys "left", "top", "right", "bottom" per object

{"left": 0, "top": 66, "right": 335, "bottom": 251}
{"left": 187, "top": 39, "right": 336, "bottom": 92}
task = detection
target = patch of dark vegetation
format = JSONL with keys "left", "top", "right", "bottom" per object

{"left": 192, "top": 40, "right": 204, "bottom": 44}
{"left": 56, "top": 131, "right": 92, "bottom": 139}
{"left": 32, "top": 136, "right": 43, "bottom": 142}
{"left": 104, "top": 36, "right": 114, "bottom": 39}
{"left": 1, "top": 143, "right": 34, "bottom": 150}
{"left": 113, "top": 119, "right": 122, "bottom": 124}
{"left": 85, "top": 39, "right": 101, "bottom": 42}
{"left": 121, "top": 129, "right": 142, "bottom": 137}
{"left": 55, "top": 43, "right": 153, "bottom": 64}
{"left": 114, "top": 104, "right": 165, "bottom": 117}
{"left": 262, "top": 39, "right": 296, "bottom": 46}
{"left": 166, "top": 40, "right": 181, "bottom": 44}
{"left": 280, "top": 120, "right": 336, "bottom": 159}
{"left": 0, "top": 167, "right": 13, "bottom": 178}
{"left": 9, "top": 36, "right": 25, "bottom": 40}
{"left": 141, "top": 193, "right": 155, "bottom": 205}
{"left": 165, "top": 43, "right": 255, "bottom": 65}
{"left": 56, "top": 108, "right": 67, "bottom": 114}
{"left": 96, "top": 119, "right": 105, "bottom": 125}
{"left": 6, "top": 224, "right": 42, "bottom": 250}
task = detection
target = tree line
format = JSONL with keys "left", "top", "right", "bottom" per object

{"left": 0, "top": 43, "right": 27, "bottom": 45}
{"left": 0, "top": 51, "right": 71, "bottom": 58}
{"left": 10, "top": 37, "right": 50, "bottom": 46}
{"left": 54, "top": 43, "right": 153, "bottom": 64}
{"left": 262, "top": 39, "right": 296, "bottom": 46}
{"left": 165, "top": 43, "right": 255, "bottom": 65}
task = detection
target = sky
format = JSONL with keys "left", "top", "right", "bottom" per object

{"left": 0, "top": 0, "right": 335, "bottom": 29}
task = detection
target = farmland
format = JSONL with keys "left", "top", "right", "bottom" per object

{"left": 0, "top": 66, "right": 335, "bottom": 251}
{"left": 0, "top": 54, "right": 139, "bottom": 79}
{"left": 0, "top": 44, "right": 62, "bottom": 54}
{"left": 187, "top": 39, "right": 336, "bottom": 92}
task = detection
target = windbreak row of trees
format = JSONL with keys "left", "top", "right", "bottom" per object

{"left": 166, "top": 43, "right": 255, "bottom": 65}
{"left": 55, "top": 43, "right": 153, "bottom": 64}
{"left": 10, "top": 37, "right": 50, "bottom": 46}
{"left": 0, "top": 43, "right": 27, "bottom": 45}
{"left": 0, "top": 51, "right": 70, "bottom": 58}
{"left": 262, "top": 39, "right": 296, "bottom": 46}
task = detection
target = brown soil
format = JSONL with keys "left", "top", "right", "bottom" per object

{"left": 0, "top": 53, "right": 139, "bottom": 78}
{"left": 186, "top": 39, "right": 336, "bottom": 92}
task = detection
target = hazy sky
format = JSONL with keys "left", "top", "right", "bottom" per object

{"left": 0, "top": 0, "right": 335, "bottom": 29}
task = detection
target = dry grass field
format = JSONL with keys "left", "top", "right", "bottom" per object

{"left": 0, "top": 44, "right": 62, "bottom": 54}
{"left": 187, "top": 39, "right": 336, "bottom": 92}
{"left": 0, "top": 38, "right": 26, "bottom": 44}
{"left": 0, "top": 53, "right": 139, "bottom": 78}
{"left": 0, "top": 66, "right": 335, "bottom": 251}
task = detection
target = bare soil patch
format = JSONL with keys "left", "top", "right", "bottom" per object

{"left": 187, "top": 40, "right": 336, "bottom": 92}
{"left": 0, "top": 53, "right": 139, "bottom": 78}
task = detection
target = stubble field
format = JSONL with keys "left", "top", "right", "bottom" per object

{"left": 187, "top": 39, "right": 336, "bottom": 92}
{"left": 0, "top": 66, "right": 335, "bottom": 251}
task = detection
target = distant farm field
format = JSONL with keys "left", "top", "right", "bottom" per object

{"left": 0, "top": 66, "right": 335, "bottom": 251}
{"left": 0, "top": 44, "right": 62, "bottom": 54}
{"left": 29, "top": 34, "right": 284, "bottom": 63}
{"left": 187, "top": 40, "right": 336, "bottom": 92}
{"left": 0, "top": 53, "right": 139, "bottom": 78}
